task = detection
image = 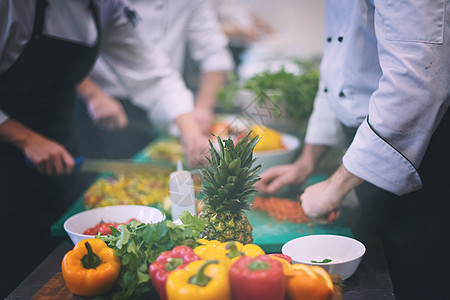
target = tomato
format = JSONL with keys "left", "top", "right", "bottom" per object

{"left": 83, "top": 218, "right": 138, "bottom": 235}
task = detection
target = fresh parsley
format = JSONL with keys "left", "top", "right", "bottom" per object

{"left": 96, "top": 211, "right": 205, "bottom": 300}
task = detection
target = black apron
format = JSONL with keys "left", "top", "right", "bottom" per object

{"left": 346, "top": 109, "right": 450, "bottom": 300}
{"left": 0, "top": 0, "right": 100, "bottom": 294}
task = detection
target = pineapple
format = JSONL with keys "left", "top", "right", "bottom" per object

{"left": 199, "top": 131, "right": 261, "bottom": 244}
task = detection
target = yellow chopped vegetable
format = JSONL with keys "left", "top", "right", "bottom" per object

{"left": 84, "top": 172, "right": 169, "bottom": 209}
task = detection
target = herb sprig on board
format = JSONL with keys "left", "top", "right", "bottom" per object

{"left": 97, "top": 211, "right": 205, "bottom": 300}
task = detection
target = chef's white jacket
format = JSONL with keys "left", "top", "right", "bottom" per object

{"left": 305, "top": 0, "right": 450, "bottom": 195}
{"left": 89, "top": 0, "right": 234, "bottom": 100}
{"left": 0, "top": 0, "right": 194, "bottom": 129}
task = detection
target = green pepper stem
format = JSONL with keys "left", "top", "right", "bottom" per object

{"left": 247, "top": 259, "right": 270, "bottom": 271}
{"left": 81, "top": 242, "right": 101, "bottom": 269}
{"left": 189, "top": 260, "right": 218, "bottom": 287}
{"left": 225, "top": 241, "right": 244, "bottom": 259}
{"left": 166, "top": 258, "right": 184, "bottom": 271}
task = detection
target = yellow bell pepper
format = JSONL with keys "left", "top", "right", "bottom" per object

{"left": 194, "top": 239, "right": 233, "bottom": 267}
{"left": 166, "top": 259, "right": 231, "bottom": 300}
{"left": 250, "top": 125, "right": 284, "bottom": 152}
{"left": 239, "top": 243, "right": 265, "bottom": 258}
{"left": 61, "top": 238, "right": 121, "bottom": 298}
{"left": 194, "top": 240, "right": 265, "bottom": 268}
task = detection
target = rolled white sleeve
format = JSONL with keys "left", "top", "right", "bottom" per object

{"left": 343, "top": 118, "right": 423, "bottom": 195}
{"left": 343, "top": 1, "right": 450, "bottom": 195}
{"left": 304, "top": 83, "right": 347, "bottom": 148}
{"left": 98, "top": 5, "right": 194, "bottom": 129}
{"left": 188, "top": 1, "right": 234, "bottom": 73}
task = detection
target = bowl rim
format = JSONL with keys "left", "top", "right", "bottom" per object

{"left": 63, "top": 205, "right": 165, "bottom": 238}
{"left": 281, "top": 234, "right": 366, "bottom": 265}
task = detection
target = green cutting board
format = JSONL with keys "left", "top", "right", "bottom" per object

{"left": 248, "top": 207, "right": 353, "bottom": 253}
{"left": 52, "top": 196, "right": 354, "bottom": 254}
{"left": 51, "top": 139, "right": 354, "bottom": 253}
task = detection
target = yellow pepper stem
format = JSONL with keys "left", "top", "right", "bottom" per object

{"left": 225, "top": 241, "right": 243, "bottom": 259}
{"left": 188, "top": 259, "right": 219, "bottom": 287}
{"left": 81, "top": 241, "right": 101, "bottom": 269}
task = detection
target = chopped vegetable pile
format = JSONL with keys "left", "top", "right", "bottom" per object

{"left": 84, "top": 172, "right": 169, "bottom": 209}
{"left": 145, "top": 139, "right": 185, "bottom": 163}
{"left": 252, "top": 196, "right": 311, "bottom": 224}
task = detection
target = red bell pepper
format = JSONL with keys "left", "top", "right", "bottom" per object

{"left": 229, "top": 255, "right": 285, "bottom": 300}
{"left": 149, "top": 245, "right": 200, "bottom": 300}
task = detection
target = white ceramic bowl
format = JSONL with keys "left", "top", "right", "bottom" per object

{"left": 282, "top": 234, "right": 366, "bottom": 280}
{"left": 254, "top": 133, "right": 301, "bottom": 173}
{"left": 64, "top": 205, "right": 165, "bottom": 245}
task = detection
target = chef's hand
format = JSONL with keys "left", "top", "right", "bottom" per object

{"left": 0, "top": 119, "right": 75, "bottom": 176}
{"left": 258, "top": 144, "right": 328, "bottom": 194}
{"left": 176, "top": 113, "right": 210, "bottom": 167}
{"left": 299, "top": 164, "right": 363, "bottom": 223}
{"left": 257, "top": 162, "right": 311, "bottom": 194}
{"left": 23, "top": 133, "right": 75, "bottom": 176}
{"left": 299, "top": 180, "right": 343, "bottom": 223}
{"left": 86, "top": 93, "right": 128, "bottom": 131}
{"left": 193, "top": 104, "right": 214, "bottom": 135}
{"left": 77, "top": 77, "right": 128, "bottom": 131}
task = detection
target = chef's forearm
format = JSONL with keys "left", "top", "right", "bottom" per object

{"left": 294, "top": 143, "right": 329, "bottom": 175}
{"left": 77, "top": 77, "right": 109, "bottom": 104}
{"left": 328, "top": 164, "right": 364, "bottom": 198}
{"left": 195, "top": 71, "right": 226, "bottom": 110}
{"left": 175, "top": 113, "right": 203, "bottom": 138}
{"left": 0, "top": 118, "right": 39, "bottom": 151}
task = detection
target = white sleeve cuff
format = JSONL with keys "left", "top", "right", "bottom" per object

{"left": 199, "top": 51, "right": 234, "bottom": 73}
{"left": 145, "top": 91, "right": 194, "bottom": 129}
{"left": 343, "top": 119, "right": 422, "bottom": 195}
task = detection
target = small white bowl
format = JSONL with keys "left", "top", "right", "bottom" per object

{"left": 64, "top": 205, "right": 165, "bottom": 245}
{"left": 282, "top": 234, "right": 365, "bottom": 280}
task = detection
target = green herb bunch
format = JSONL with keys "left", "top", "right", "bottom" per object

{"left": 96, "top": 211, "right": 205, "bottom": 300}
{"left": 244, "top": 67, "right": 319, "bottom": 137}
{"left": 217, "top": 60, "right": 320, "bottom": 137}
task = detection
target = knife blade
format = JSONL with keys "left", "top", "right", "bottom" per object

{"left": 75, "top": 157, "right": 174, "bottom": 173}
{"left": 25, "top": 156, "right": 174, "bottom": 173}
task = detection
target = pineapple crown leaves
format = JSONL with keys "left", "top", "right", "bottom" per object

{"left": 200, "top": 131, "right": 262, "bottom": 214}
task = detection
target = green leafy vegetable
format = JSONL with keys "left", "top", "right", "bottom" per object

{"left": 244, "top": 67, "right": 319, "bottom": 137}
{"left": 311, "top": 258, "right": 333, "bottom": 263}
{"left": 217, "top": 60, "right": 320, "bottom": 137}
{"left": 96, "top": 211, "right": 205, "bottom": 300}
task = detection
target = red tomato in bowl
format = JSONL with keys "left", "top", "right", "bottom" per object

{"left": 83, "top": 218, "right": 137, "bottom": 235}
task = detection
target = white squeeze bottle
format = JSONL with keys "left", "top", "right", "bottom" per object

{"left": 169, "top": 160, "right": 196, "bottom": 220}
